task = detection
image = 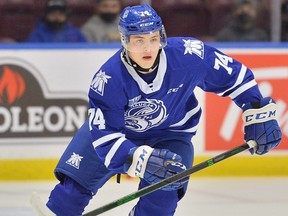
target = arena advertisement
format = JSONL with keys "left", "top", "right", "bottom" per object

{"left": 0, "top": 45, "right": 287, "bottom": 160}
{"left": 0, "top": 45, "right": 287, "bottom": 180}
{"left": 0, "top": 59, "right": 88, "bottom": 142}
{"left": 0, "top": 47, "right": 118, "bottom": 160}
{"left": 206, "top": 51, "right": 288, "bottom": 152}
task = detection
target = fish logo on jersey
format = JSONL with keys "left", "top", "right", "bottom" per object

{"left": 183, "top": 39, "right": 204, "bottom": 59}
{"left": 90, "top": 70, "right": 111, "bottom": 96}
{"left": 125, "top": 98, "right": 168, "bottom": 132}
{"left": 66, "top": 152, "right": 83, "bottom": 169}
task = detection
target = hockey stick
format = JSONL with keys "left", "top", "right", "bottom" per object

{"left": 83, "top": 141, "right": 256, "bottom": 216}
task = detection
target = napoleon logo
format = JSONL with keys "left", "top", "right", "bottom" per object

{"left": 66, "top": 152, "right": 83, "bottom": 169}
{"left": 90, "top": 70, "right": 111, "bottom": 96}
{"left": 0, "top": 60, "right": 88, "bottom": 142}
{"left": 0, "top": 66, "right": 25, "bottom": 105}
{"left": 183, "top": 39, "right": 204, "bottom": 59}
{"left": 125, "top": 98, "right": 168, "bottom": 132}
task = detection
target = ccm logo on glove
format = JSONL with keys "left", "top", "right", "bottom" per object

{"left": 241, "top": 97, "right": 282, "bottom": 155}
{"left": 242, "top": 102, "right": 277, "bottom": 126}
{"left": 135, "top": 148, "right": 149, "bottom": 177}
{"left": 127, "top": 146, "right": 153, "bottom": 177}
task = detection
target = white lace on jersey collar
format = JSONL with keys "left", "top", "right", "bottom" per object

{"left": 121, "top": 50, "right": 167, "bottom": 94}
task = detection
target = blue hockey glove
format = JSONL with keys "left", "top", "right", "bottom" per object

{"left": 242, "top": 97, "right": 282, "bottom": 155}
{"left": 124, "top": 145, "right": 187, "bottom": 191}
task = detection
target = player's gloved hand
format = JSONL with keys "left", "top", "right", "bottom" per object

{"left": 242, "top": 97, "right": 282, "bottom": 155}
{"left": 124, "top": 145, "right": 187, "bottom": 191}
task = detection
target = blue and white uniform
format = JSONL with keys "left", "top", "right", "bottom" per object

{"left": 88, "top": 37, "right": 262, "bottom": 173}
{"left": 46, "top": 3, "right": 282, "bottom": 215}
{"left": 49, "top": 37, "right": 262, "bottom": 216}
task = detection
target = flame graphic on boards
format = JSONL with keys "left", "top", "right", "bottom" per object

{"left": 0, "top": 66, "right": 26, "bottom": 105}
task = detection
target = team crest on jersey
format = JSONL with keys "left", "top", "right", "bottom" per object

{"left": 90, "top": 70, "right": 111, "bottom": 96}
{"left": 66, "top": 152, "right": 83, "bottom": 169}
{"left": 183, "top": 39, "right": 204, "bottom": 59}
{"left": 125, "top": 98, "right": 168, "bottom": 132}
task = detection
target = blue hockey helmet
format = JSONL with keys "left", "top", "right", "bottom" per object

{"left": 118, "top": 4, "right": 167, "bottom": 50}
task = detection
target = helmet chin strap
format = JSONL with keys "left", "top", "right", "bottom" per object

{"left": 122, "top": 49, "right": 162, "bottom": 74}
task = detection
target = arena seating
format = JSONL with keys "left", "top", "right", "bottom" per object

{"left": 34, "top": 0, "right": 94, "bottom": 27}
{"left": 0, "top": 0, "right": 95, "bottom": 42}
{"left": 205, "top": 0, "right": 236, "bottom": 36}
{"left": 121, "top": 0, "right": 142, "bottom": 8}
{"left": 0, "top": 0, "right": 274, "bottom": 42}
{"left": 152, "top": 0, "right": 207, "bottom": 38}
{"left": 65, "top": 0, "right": 95, "bottom": 27}
{"left": 0, "top": 0, "right": 36, "bottom": 42}
{"left": 254, "top": 0, "right": 271, "bottom": 34}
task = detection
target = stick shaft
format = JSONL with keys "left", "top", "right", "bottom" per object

{"left": 83, "top": 143, "right": 250, "bottom": 216}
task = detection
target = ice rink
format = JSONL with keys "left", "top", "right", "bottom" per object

{"left": 0, "top": 177, "right": 287, "bottom": 216}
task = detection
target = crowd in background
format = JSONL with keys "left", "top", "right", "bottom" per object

{"left": 0, "top": 0, "right": 287, "bottom": 43}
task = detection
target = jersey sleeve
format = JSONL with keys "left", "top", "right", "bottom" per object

{"left": 88, "top": 66, "right": 136, "bottom": 174}
{"left": 197, "top": 43, "right": 263, "bottom": 107}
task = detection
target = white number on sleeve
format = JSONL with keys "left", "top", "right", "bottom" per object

{"left": 88, "top": 108, "right": 106, "bottom": 130}
{"left": 213, "top": 51, "right": 233, "bottom": 75}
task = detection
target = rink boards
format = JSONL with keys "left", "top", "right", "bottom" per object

{"left": 0, "top": 43, "right": 287, "bottom": 180}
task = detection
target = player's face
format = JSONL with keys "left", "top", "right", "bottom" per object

{"left": 127, "top": 32, "right": 161, "bottom": 69}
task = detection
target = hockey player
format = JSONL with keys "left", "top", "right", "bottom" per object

{"left": 45, "top": 4, "right": 282, "bottom": 216}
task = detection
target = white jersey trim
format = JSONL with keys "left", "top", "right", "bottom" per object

{"left": 229, "top": 80, "right": 257, "bottom": 99}
{"left": 104, "top": 137, "right": 127, "bottom": 167}
{"left": 217, "top": 64, "right": 247, "bottom": 96}
{"left": 121, "top": 50, "right": 167, "bottom": 94}
{"left": 168, "top": 124, "right": 199, "bottom": 133}
{"left": 92, "top": 132, "right": 124, "bottom": 148}
{"left": 169, "top": 103, "right": 201, "bottom": 127}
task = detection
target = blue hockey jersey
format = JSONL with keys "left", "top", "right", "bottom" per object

{"left": 88, "top": 37, "right": 262, "bottom": 173}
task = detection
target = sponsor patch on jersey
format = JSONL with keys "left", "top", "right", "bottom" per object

{"left": 66, "top": 152, "right": 83, "bottom": 169}
{"left": 90, "top": 70, "right": 111, "bottom": 96}
{"left": 183, "top": 39, "right": 204, "bottom": 59}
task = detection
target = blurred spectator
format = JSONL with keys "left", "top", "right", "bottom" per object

{"left": 81, "top": 0, "right": 121, "bottom": 42}
{"left": 27, "top": 0, "right": 87, "bottom": 42}
{"left": 282, "top": 1, "right": 288, "bottom": 41}
{"left": 216, "top": 0, "right": 269, "bottom": 42}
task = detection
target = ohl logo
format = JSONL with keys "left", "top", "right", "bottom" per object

{"left": 0, "top": 60, "right": 88, "bottom": 143}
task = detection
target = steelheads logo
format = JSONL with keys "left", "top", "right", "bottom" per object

{"left": 0, "top": 59, "right": 88, "bottom": 143}
{"left": 125, "top": 98, "right": 168, "bottom": 132}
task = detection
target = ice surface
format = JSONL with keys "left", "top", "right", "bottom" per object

{"left": 0, "top": 178, "right": 287, "bottom": 216}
